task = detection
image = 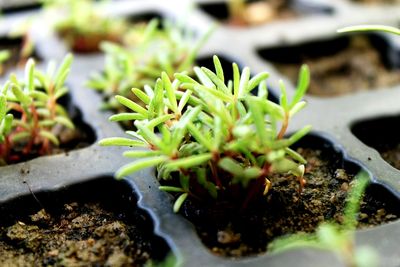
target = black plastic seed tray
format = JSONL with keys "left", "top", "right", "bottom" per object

{"left": 0, "top": 0, "right": 400, "bottom": 266}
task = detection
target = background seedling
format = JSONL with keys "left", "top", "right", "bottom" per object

{"left": 88, "top": 18, "right": 213, "bottom": 111}
{"left": 42, "top": 0, "right": 127, "bottom": 52}
{"left": 0, "top": 54, "right": 75, "bottom": 165}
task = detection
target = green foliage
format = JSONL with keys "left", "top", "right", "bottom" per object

{"left": 0, "top": 93, "right": 13, "bottom": 144}
{"left": 101, "top": 55, "right": 311, "bottom": 212}
{"left": 0, "top": 54, "right": 75, "bottom": 165}
{"left": 269, "top": 172, "right": 379, "bottom": 267}
{"left": 145, "top": 253, "right": 180, "bottom": 267}
{"left": 0, "top": 50, "right": 10, "bottom": 63}
{"left": 42, "top": 0, "right": 126, "bottom": 35}
{"left": 41, "top": 0, "right": 126, "bottom": 52}
{"left": 338, "top": 25, "right": 400, "bottom": 35}
{"left": 88, "top": 18, "right": 212, "bottom": 111}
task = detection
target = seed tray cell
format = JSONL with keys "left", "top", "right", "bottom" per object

{"left": 0, "top": 1, "right": 400, "bottom": 266}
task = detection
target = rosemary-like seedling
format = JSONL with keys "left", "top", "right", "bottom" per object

{"left": 0, "top": 54, "right": 75, "bottom": 165}
{"left": 101, "top": 56, "right": 311, "bottom": 212}
{"left": 269, "top": 172, "right": 378, "bottom": 267}
{"left": 42, "top": 0, "right": 127, "bottom": 52}
{"left": 88, "top": 18, "right": 212, "bottom": 111}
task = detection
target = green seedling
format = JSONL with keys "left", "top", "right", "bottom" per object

{"left": 87, "top": 18, "right": 213, "bottom": 111}
{"left": 100, "top": 55, "right": 311, "bottom": 212}
{"left": 42, "top": 0, "right": 127, "bottom": 52}
{"left": 0, "top": 91, "right": 13, "bottom": 148}
{"left": 269, "top": 172, "right": 378, "bottom": 267}
{"left": 0, "top": 54, "right": 75, "bottom": 165}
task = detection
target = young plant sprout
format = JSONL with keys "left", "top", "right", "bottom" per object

{"left": 269, "top": 172, "right": 378, "bottom": 267}
{"left": 100, "top": 55, "right": 311, "bottom": 212}
{"left": 0, "top": 54, "right": 75, "bottom": 165}
{"left": 42, "top": 0, "right": 127, "bottom": 52}
{"left": 87, "top": 19, "right": 212, "bottom": 111}
{"left": 0, "top": 93, "right": 13, "bottom": 147}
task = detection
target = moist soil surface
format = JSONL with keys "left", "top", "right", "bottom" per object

{"left": 275, "top": 36, "right": 400, "bottom": 97}
{"left": 0, "top": 202, "right": 168, "bottom": 266}
{"left": 180, "top": 148, "right": 399, "bottom": 257}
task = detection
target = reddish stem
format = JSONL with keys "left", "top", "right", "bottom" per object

{"left": 210, "top": 152, "right": 223, "bottom": 189}
{"left": 23, "top": 105, "right": 40, "bottom": 155}
{"left": 277, "top": 112, "right": 289, "bottom": 139}
{"left": 0, "top": 136, "right": 11, "bottom": 163}
{"left": 241, "top": 163, "right": 270, "bottom": 210}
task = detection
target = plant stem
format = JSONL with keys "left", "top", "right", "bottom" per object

{"left": 277, "top": 112, "right": 289, "bottom": 139}
{"left": 210, "top": 155, "right": 223, "bottom": 189}
{"left": 241, "top": 176, "right": 265, "bottom": 211}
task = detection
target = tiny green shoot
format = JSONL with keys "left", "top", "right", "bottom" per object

{"left": 269, "top": 172, "right": 378, "bottom": 267}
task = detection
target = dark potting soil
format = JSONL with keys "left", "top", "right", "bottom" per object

{"left": 179, "top": 148, "right": 399, "bottom": 257}
{"left": 274, "top": 36, "right": 400, "bottom": 97}
{"left": 0, "top": 202, "right": 167, "bottom": 266}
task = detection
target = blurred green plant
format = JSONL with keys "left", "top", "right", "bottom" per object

{"left": 42, "top": 0, "right": 127, "bottom": 52}
{"left": 269, "top": 172, "right": 378, "bottom": 267}
{"left": 145, "top": 254, "right": 180, "bottom": 267}
{"left": 0, "top": 54, "right": 75, "bottom": 165}
{"left": 0, "top": 91, "right": 13, "bottom": 146}
{"left": 100, "top": 55, "right": 311, "bottom": 212}
{"left": 338, "top": 25, "right": 400, "bottom": 35}
{"left": 87, "top": 18, "right": 213, "bottom": 111}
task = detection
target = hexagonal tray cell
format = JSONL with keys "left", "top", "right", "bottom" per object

{"left": 173, "top": 133, "right": 399, "bottom": 257}
{"left": 0, "top": 177, "right": 171, "bottom": 266}
{"left": 352, "top": 115, "right": 400, "bottom": 170}
{"left": 257, "top": 34, "right": 400, "bottom": 97}
{"left": 197, "top": 0, "right": 333, "bottom": 27}
{"left": 0, "top": 36, "right": 42, "bottom": 77}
